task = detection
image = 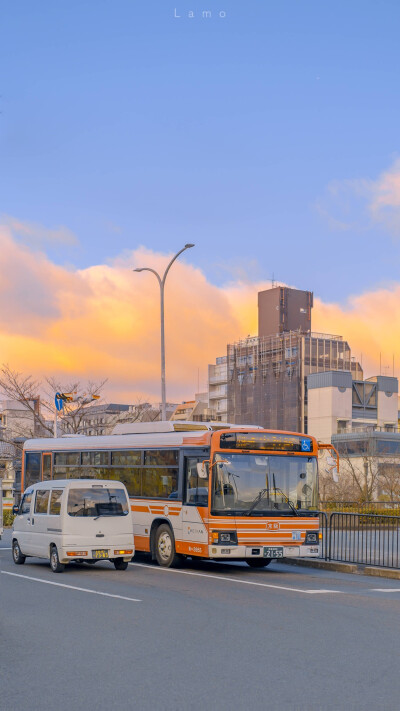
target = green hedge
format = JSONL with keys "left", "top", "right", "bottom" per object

{"left": 3, "top": 511, "right": 15, "bottom": 527}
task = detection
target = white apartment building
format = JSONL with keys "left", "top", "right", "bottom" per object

{"left": 307, "top": 372, "right": 398, "bottom": 442}
{"left": 208, "top": 356, "right": 228, "bottom": 422}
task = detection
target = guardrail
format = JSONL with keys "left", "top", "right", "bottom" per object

{"left": 320, "top": 512, "right": 400, "bottom": 569}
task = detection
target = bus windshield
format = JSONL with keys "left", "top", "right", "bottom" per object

{"left": 211, "top": 453, "right": 318, "bottom": 515}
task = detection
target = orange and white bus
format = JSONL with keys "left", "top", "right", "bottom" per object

{"left": 21, "top": 422, "right": 337, "bottom": 568}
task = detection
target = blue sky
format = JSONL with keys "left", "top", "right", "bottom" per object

{"left": 2, "top": 0, "right": 400, "bottom": 303}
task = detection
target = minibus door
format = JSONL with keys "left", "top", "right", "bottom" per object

{"left": 181, "top": 456, "right": 209, "bottom": 551}
{"left": 15, "top": 490, "right": 34, "bottom": 553}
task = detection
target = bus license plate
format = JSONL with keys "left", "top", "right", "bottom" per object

{"left": 264, "top": 547, "right": 284, "bottom": 558}
{"left": 92, "top": 549, "right": 109, "bottom": 559}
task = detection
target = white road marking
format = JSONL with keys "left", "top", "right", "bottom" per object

{"left": 1, "top": 571, "right": 141, "bottom": 602}
{"left": 0, "top": 547, "right": 12, "bottom": 550}
{"left": 129, "top": 562, "right": 342, "bottom": 595}
{"left": 370, "top": 588, "right": 400, "bottom": 592}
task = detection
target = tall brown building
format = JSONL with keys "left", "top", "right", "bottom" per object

{"left": 258, "top": 287, "right": 313, "bottom": 338}
{"left": 227, "top": 286, "right": 362, "bottom": 432}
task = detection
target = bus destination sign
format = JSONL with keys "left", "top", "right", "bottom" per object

{"left": 219, "top": 432, "right": 313, "bottom": 453}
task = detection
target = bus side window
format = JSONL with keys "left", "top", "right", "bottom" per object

{"left": 185, "top": 458, "right": 208, "bottom": 506}
{"left": 25, "top": 453, "right": 41, "bottom": 488}
{"left": 43, "top": 454, "right": 52, "bottom": 480}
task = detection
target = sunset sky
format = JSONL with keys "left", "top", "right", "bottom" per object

{"left": 2, "top": 1, "right": 400, "bottom": 403}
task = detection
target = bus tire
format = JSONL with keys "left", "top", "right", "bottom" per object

{"left": 155, "top": 523, "right": 182, "bottom": 568}
{"left": 246, "top": 559, "right": 272, "bottom": 568}
{"left": 113, "top": 558, "right": 129, "bottom": 571}
{"left": 50, "top": 545, "right": 65, "bottom": 573}
{"left": 12, "top": 539, "right": 26, "bottom": 565}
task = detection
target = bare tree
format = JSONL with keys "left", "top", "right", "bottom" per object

{"left": 319, "top": 450, "right": 381, "bottom": 504}
{"left": 0, "top": 364, "right": 107, "bottom": 442}
{"left": 376, "top": 462, "right": 400, "bottom": 500}
{"left": 45, "top": 376, "right": 107, "bottom": 435}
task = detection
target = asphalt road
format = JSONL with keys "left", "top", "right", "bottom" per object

{"left": 1, "top": 529, "right": 400, "bottom": 711}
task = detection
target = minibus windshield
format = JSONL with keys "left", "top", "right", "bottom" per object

{"left": 67, "top": 487, "right": 129, "bottom": 517}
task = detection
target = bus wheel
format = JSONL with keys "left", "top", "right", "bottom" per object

{"left": 246, "top": 559, "right": 272, "bottom": 568}
{"left": 50, "top": 545, "right": 65, "bottom": 573}
{"left": 155, "top": 524, "right": 182, "bottom": 568}
{"left": 12, "top": 539, "right": 26, "bottom": 565}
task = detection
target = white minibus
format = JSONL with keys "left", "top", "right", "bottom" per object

{"left": 12, "top": 479, "right": 134, "bottom": 573}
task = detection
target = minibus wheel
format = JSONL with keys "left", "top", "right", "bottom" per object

{"left": 50, "top": 545, "right": 65, "bottom": 573}
{"left": 12, "top": 539, "right": 26, "bottom": 565}
{"left": 113, "top": 558, "right": 129, "bottom": 571}
{"left": 246, "top": 559, "right": 272, "bottom": 568}
{"left": 155, "top": 523, "right": 182, "bottom": 568}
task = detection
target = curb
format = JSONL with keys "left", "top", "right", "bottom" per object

{"left": 281, "top": 557, "right": 400, "bottom": 580}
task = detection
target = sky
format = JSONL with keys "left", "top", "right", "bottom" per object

{"left": 1, "top": 0, "right": 400, "bottom": 402}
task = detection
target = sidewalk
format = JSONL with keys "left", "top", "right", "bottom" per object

{"left": 282, "top": 557, "right": 400, "bottom": 580}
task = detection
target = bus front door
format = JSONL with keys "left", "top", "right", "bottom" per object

{"left": 181, "top": 457, "right": 209, "bottom": 555}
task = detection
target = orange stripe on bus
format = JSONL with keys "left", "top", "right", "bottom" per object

{"left": 134, "top": 535, "right": 151, "bottom": 552}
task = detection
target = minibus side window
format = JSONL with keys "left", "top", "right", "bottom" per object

{"left": 49, "top": 489, "right": 63, "bottom": 515}
{"left": 34, "top": 490, "right": 50, "bottom": 514}
{"left": 20, "top": 492, "right": 32, "bottom": 515}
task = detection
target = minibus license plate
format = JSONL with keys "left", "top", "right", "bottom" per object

{"left": 264, "top": 547, "right": 284, "bottom": 558}
{"left": 92, "top": 549, "right": 109, "bottom": 559}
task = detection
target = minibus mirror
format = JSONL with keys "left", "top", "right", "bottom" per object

{"left": 12, "top": 504, "right": 19, "bottom": 515}
{"left": 197, "top": 461, "right": 209, "bottom": 479}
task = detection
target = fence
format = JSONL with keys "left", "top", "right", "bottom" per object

{"left": 320, "top": 501, "right": 400, "bottom": 514}
{"left": 319, "top": 511, "right": 400, "bottom": 569}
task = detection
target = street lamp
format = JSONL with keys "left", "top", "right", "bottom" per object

{"left": 133, "top": 244, "right": 195, "bottom": 421}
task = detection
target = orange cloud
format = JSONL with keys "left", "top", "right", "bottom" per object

{"left": 0, "top": 223, "right": 399, "bottom": 404}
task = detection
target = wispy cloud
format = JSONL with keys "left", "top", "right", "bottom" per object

{"left": 316, "top": 158, "right": 400, "bottom": 238}
{"left": 2, "top": 215, "right": 79, "bottom": 248}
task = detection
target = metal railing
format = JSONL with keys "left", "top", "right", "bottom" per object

{"left": 320, "top": 501, "right": 400, "bottom": 514}
{"left": 320, "top": 511, "right": 400, "bottom": 569}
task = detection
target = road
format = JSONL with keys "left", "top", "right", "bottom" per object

{"left": 1, "top": 529, "right": 400, "bottom": 711}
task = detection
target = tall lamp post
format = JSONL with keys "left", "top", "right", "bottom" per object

{"left": 133, "top": 244, "right": 195, "bottom": 421}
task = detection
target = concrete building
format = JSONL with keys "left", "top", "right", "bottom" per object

{"left": 75, "top": 403, "right": 130, "bottom": 435}
{"left": 170, "top": 394, "right": 215, "bottom": 423}
{"left": 208, "top": 356, "right": 228, "bottom": 422}
{"left": 258, "top": 287, "right": 313, "bottom": 338}
{"left": 307, "top": 372, "right": 398, "bottom": 442}
{"left": 226, "top": 286, "right": 363, "bottom": 432}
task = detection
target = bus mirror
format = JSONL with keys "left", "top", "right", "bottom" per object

{"left": 326, "top": 456, "right": 336, "bottom": 466}
{"left": 197, "top": 461, "right": 209, "bottom": 479}
{"left": 12, "top": 504, "right": 19, "bottom": 515}
{"left": 325, "top": 465, "right": 339, "bottom": 483}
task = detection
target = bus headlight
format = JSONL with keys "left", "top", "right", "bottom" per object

{"left": 211, "top": 531, "right": 238, "bottom": 545}
{"left": 304, "top": 531, "right": 319, "bottom": 544}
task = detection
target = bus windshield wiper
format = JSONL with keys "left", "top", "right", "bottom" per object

{"left": 272, "top": 486, "right": 298, "bottom": 516}
{"left": 245, "top": 488, "right": 270, "bottom": 516}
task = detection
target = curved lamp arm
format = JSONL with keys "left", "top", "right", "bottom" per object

{"left": 162, "top": 243, "right": 194, "bottom": 285}
{"left": 133, "top": 266, "right": 162, "bottom": 286}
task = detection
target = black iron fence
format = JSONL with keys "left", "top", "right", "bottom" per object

{"left": 319, "top": 511, "right": 400, "bottom": 569}
{"left": 320, "top": 501, "right": 400, "bottom": 514}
